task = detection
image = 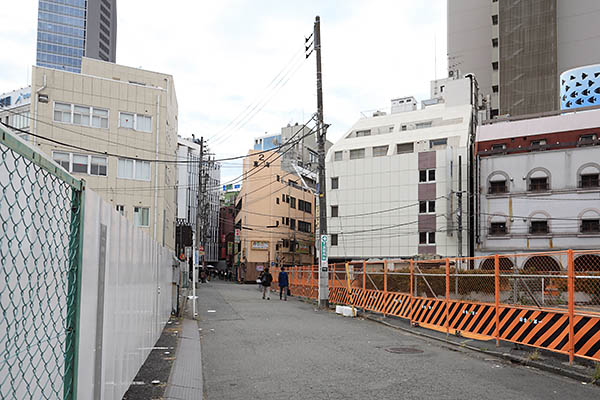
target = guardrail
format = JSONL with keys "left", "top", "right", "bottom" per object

{"left": 276, "top": 250, "right": 600, "bottom": 363}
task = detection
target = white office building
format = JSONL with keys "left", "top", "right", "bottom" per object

{"left": 326, "top": 78, "right": 473, "bottom": 260}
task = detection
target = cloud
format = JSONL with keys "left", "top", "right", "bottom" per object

{"left": 0, "top": 0, "right": 447, "bottom": 183}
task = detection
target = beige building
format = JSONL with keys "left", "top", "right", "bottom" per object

{"left": 235, "top": 150, "right": 316, "bottom": 282}
{"left": 30, "top": 57, "right": 178, "bottom": 249}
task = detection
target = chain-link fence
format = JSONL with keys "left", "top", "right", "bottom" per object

{"left": 573, "top": 250, "right": 600, "bottom": 315}
{"left": 0, "top": 129, "right": 83, "bottom": 400}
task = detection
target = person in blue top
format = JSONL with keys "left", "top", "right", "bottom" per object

{"left": 278, "top": 266, "right": 289, "bottom": 301}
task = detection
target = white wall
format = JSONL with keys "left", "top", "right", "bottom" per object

{"left": 78, "top": 190, "right": 174, "bottom": 400}
{"left": 478, "top": 146, "right": 600, "bottom": 256}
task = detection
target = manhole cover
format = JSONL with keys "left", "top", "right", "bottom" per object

{"left": 385, "top": 347, "right": 423, "bottom": 354}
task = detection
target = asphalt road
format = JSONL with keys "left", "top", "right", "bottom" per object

{"left": 197, "top": 281, "right": 599, "bottom": 400}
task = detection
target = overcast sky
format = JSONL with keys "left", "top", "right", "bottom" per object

{"left": 0, "top": 0, "right": 447, "bottom": 182}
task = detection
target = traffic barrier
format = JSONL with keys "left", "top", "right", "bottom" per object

{"left": 286, "top": 250, "right": 600, "bottom": 363}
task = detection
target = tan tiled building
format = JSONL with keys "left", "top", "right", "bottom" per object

{"left": 235, "top": 150, "right": 316, "bottom": 282}
{"left": 30, "top": 57, "right": 178, "bottom": 249}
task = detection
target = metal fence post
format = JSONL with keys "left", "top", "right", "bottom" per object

{"left": 384, "top": 260, "right": 388, "bottom": 293}
{"left": 445, "top": 258, "right": 450, "bottom": 336}
{"left": 410, "top": 259, "right": 414, "bottom": 325}
{"left": 363, "top": 261, "right": 366, "bottom": 290}
{"left": 568, "top": 249, "right": 575, "bottom": 365}
{"left": 494, "top": 254, "right": 500, "bottom": 347}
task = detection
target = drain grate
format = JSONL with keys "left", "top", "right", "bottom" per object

{"left": 385, "top": 347, "right": 423, "bottom": 354}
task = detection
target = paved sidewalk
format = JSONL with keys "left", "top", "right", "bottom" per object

{"left": 165, "top": 306, "right": 203, "bottom": 399}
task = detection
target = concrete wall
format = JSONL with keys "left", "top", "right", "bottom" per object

{"left": 77, "top": 189, "right": 174, "bottom": 400}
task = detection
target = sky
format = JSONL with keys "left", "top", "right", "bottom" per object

{"left": 0, "top": 0, "right": 447, "bottom": 183}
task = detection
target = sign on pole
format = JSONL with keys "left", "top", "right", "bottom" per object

{"left": 234, "top": 228, "right": 241, "bottom": 243}
{"left": 318, "top": 234, "right": 329, "bottom": 305}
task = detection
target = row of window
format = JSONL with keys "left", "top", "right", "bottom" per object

{"left": 280, "top": 216, "right": 312, "bottom": 233}
{"left": 37, "top": 51, "right": 81, "bottom": 68}
{"left": 38, "top": 32, "right": 84, "bottom": 50}
{"left": 38, "top": 20, "right": 85, "bottom": 39}
{"left": 53, "top": 152, "right": 107, "bottom": 176}
{"left": 39, "top": 1, "right": 86, "bottom": 18}
{"left": 333, "top": 142, "right": 417, "bottom": 161}
{"left": 489, "top": 219, "right": 600, "bottom": 235}
{"left": 115, "top": 205, "right": 150, "bottom": 227}
{"left": 38, "top": 41, "right": 84, "bottom": 59}
{"left": 489, "top": 170, "right": 599, "bottom": 194}
{"left": 328, "top": 231, "right": 437, "bottom": 247}
{"left": 53, "top": 102, "right": 152, "bottom": 132}
{"left": 277, "top": 194, "right": 312, "bottom": 214}
{"left": 53, "top": 151, "right": 151, "bottom": 181}
{"left": 38, "top": 11, "right": 85, "bottom": 29}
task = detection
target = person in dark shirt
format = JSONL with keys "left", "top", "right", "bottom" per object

{"left": 261, "top": 267, "right": 273, "bottom": 300}
{"left": 278, "top": 266, "right": 289, "bottom": 301}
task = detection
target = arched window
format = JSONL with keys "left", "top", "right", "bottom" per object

{"left": 579, "top": 210, "right": 600, "bottom": 234}
{"left": 523, "top": 256, "right": 562, "bottom": 272}
{"left": 480, "top": 257, "right": 514, "bottom": 270}
{"left": 527, "top": 168, "right": 550, "bottom": 192}
{"left": 577, "top": 163, "right": 600, "bottom": 189}
{"left": 488, "top": 214, "right": 508, "bottom": 236}
{"left": 529, "top": 212, "right": 550, "bottom": 235}
{"left": 574, "top": 254, "right": 600, "bottom": 272}
{"left": 488, "top": 171, "right": 509, "bottom": 194}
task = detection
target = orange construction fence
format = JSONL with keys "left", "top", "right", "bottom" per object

{"left": 272, "top": 250, "right": 600, "bottom": 363}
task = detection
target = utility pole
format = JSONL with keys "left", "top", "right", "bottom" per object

{"left": 457, "top": 155, "right": 463, "bottom": 258}
{"left": 314, "top": 15, "right": 329, "bottom": 308}
{"left": 196, "top": 137, "right": 206, "bottom": 270}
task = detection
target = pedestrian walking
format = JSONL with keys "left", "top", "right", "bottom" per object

{"left": 278, "top": 266, "right": 289, "bottom": 301}
{"left": 261, "top": 267, "right": 273, "bottom": 300}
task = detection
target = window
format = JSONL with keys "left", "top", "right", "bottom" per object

{"left": 419, "top": 201, "right": 435, "bottom": 213}
{"left": 355, "top": 129, "right": 371, "bottom": 137}
{"left": 581, "top": 173, "right": 599, "bottom": 188}
{"left": 331, "top": 234, "right": 338, "bottom": 246}
{"left": 276, "top": 175, "right": 280, "bottom": 181}
{"left": 276, "top": 197, "right": 280, "bottom": 204}
{"left": 90, "top": 156, "right": 107, "bottom": 176}
{"left": 396, "top": 142, "right": 414, "bottom": 154}
{"left": 401, "top": 125, "right": 407, "bottom": 131}
{"left": 334, "top": 151, "right": 343, "bottom": 161}
{"left": 489, "top": 179, "right": 507, "bottom": 194}
{"left": 92, "top": 108, "right": 109, "bottom": 128}
{"left": 286, "top": 195, "right": 290, "bottom": 203}
{"left": 531, "top": 139, "right": 547, "bottom": 149}
{"left": 282, "top": 194, "right": 285, "bottom": 202}
{"left": 303, "top": 201, "right": 312, "bottom": 214}
{"left": 54, "top": 102, "right": 71, "bottom": 123}
{"left": 529, "top": 177, "right": 548, "bottom": 192}
{"left": 290, "top": 219, "right": 296, "bottom": 230}
{"left": 491, "top": 143, "right": 506, "bottom": 151}
{"left": 415, "top": 121, "right": 432, "bottom": 129}
{"left": 285, "top": 217, "right": 289, "bottom": 225}
{"left": 70, "top": 154, "right": 88, "bottom": 173}
{"left": 490, "top": 222, "right": 507, "bottom": 235}
{"left": 331, "top": 205, "right": 338, "bottom": 217}
{"left": 492, "top": 61, "right": 498, "bottom": 70}
{"left": 419, "top": 170, "right": 427, "bottom": 182}
{"left": 492, "top": 38, "right": 498, "bottom": 47}
{"left": 578, "top": 134, "right": 598, "bottom": 146}
{"left": 419, "top": 232, "right": 435, "bottom": 244}
{"left": 53, "top": 152, "right": 70, "bottom": 170}
{"left": 581, "top": 219, "right": 600, "bottom": 234}
{"left": 290, "top": 197, "right": 296, "bottom": 209}
{"left": 308, "top": 150, "right": 318, "bottom": 164}
{"left": 428, "top": 170, "right": 436, "bottom": 182}
{"left": 331, "top": 177, "right": 339, "bottom": 190}
{"left": 134, "top": 207, "right": 150, "bottom": 227}
{"left": 429, "top": 138, "right": 447, "bottom": 149}
{"left": 428, "top": 201, "right": 435, "bottom": 213}
{"left": 136, "top": 114, "right": 152, "bottom": 132}
{"left": 373, "top": 145, "right": 388, "bottom": 157}
{"left": 530, "top": 220, "right": 548, "bottom": 235}
{"left": 118, "top": 159, "right": 150, "bottom": 181}
{"left": 492, "top": 85, "right": 499, "bottom": 93}
{"left": 492, "top": 14, "right": 498, "bottom": 25}
{"left": 429, "top": 232, "right": 435, "bottom": 244}
{"left": 116, "top": 205, "right": 125, "bottom": 216}
{"left": 349, "top": 148, "right": 365, "bottom": 159}
{"left": 119, "top": 112, "right": 134, "bottom": 129}
{"left": 298, "top": 221, "right": 311, "bottom": 233}
{"left": 73, "top": 105, "right": 90, "bottom": 126}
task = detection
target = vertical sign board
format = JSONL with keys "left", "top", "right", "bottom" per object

{"left": 318, "top": 234, "right": 329, "bottom": 303}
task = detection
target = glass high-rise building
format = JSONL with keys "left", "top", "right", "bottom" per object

{"left": 36, "top": 0, "right": 117, "bottom": 73}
